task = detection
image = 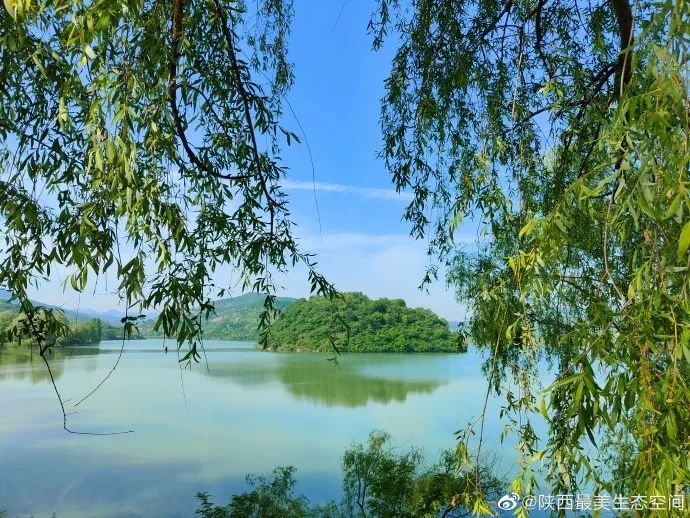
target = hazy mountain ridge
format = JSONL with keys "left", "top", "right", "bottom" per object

{"left": 0, "top": 293, "right": 131, "bottom": 327}
{"left": 139, "top": 293, "right": 297, "bottom": 341}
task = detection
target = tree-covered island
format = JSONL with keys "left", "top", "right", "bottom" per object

{"left": 266, "top": 292, "right": 464, "bottom": 353}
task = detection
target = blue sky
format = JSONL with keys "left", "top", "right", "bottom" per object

{"left": 270, "top": 2, "right": 467, "bottom": 320}
{"left": 278, "top": 1, "right": 403, "bottom": 230}
{"left": 28, "top": 2, "right": 472, "bottom": 321}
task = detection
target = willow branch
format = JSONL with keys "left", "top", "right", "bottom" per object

{"left": 18, "top": 299, "right": 133, "bottom": 435}
{"left": 211, "top": 0, "right": 278, "bottom": 232}
{"left": 534, "top": 0, "right": 555, "bottom": 80}
{"left": 41, "top": 352, "right": 134, "bottom": 435}
{"left": 167, "top": 0, "right": 248, "bottom": 182}
{"left": 477, "top": 0, "right": 514, "bottom": 45}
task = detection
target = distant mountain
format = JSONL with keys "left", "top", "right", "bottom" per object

{"left": 0, "top": 291, "right": 125, "bottom": 324}
{"left": 63, "top": 308, "right": 127, "bottom": 325}
{"left": 139, "top": 293, "right": 296, "bottom": 341}
{"left": 2, "top": 291, "right": 460, "bottom": 348}
{"left": 1, "top": 292, "right": 291, "bottom": 343}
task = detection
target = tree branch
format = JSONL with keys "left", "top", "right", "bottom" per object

{"left": 534, "top": 0, "right": 555, "bottom": 80}
{"left": 167, "top": 0, "right": 248, "bottom": 182}
{"left": 609, "top": 0, "right": 634, "bottom": 97}
{"left": 211, "top": 0, "right": 278, "bottom": 231}
{"left": 477, "top": 1, "right": 514, "bottom": 45}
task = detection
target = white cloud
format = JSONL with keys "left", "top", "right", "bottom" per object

{"left": 279, "top": 232, "right": 468, "bottom": 321}
{"left": 282, "top": 180, "right": 413, "bottom": 201}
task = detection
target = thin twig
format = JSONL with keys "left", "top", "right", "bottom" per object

{"left": 73, "top": 322, "right": 127, "bottom": 408}
{"left": 74, "top": 225, "right": 129, "bottom": 408}
{"left": 41, "top": 352, "right": 133, "bottom": 435}
{"left": 329, "top": 0, "right": 349, "bottom": 35}
{"left": 175, "top": 338, "right": 190, "bottom": 418}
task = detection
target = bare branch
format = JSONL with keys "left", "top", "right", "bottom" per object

{"left": 609, "top": 0, "right": 634, "bottom": 97}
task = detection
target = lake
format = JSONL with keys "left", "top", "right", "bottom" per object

{"left": 0, "top": 339, "right": 533, "bottom": 517}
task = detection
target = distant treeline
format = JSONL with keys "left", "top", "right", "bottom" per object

{"left": 266, "top": 292, "right": 463, "bottom": 353}
{"left": 59, "top": 318, "right": 123, "bottom": 345}
{"left": 0, "top": 299, "right": 123, "bottom": 346}
{"left": 138, "top": 293, "right": 295, "bottom": 341}
{"left": 1, "top": 293, "right": 462, "bottom": 351}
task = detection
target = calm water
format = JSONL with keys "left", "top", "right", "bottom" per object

{"left": 0, "top": 340, "right": 530, "bottom": 517}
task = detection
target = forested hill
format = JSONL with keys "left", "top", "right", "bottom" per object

{"left": 140, "top": 293, "right": 296, "bottom": 341}
{"left": 266, "top": 292, "right": 462, "bottom": 353}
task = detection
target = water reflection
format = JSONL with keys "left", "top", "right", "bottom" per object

{"left": 0, "top": 345, "right": 99, "bottom": 383}
{"left": 202, "top": 354, "right": 446, "bottom": 407}
{"left": 0, "top": 343, "right": 450, "bottom": 407}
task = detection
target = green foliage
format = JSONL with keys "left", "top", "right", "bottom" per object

{"left": 140, "top": 293, "right": 295, "bottom": 341}
{"left": 196, "top": 467, "right": 317, "bottom": 518}
{"left": 0, "top": 0, "right": 334, "bottom": 363}
{"left": 342, "top": 430, "right": 422, "bottom": 517}
{"left": 0, "top": 299, "right": 16, "bottom": 332}
{"left": 372, "top": 0, "right": 690, "bottom": 511}
{"left": 195, "top": 431, "right": 505, "bottom": 518}
{"left": 60, "top": 317, "right": 101, "bottom": 345}
{"left": 267, "top": 292, "right": 463, "bottom": 353}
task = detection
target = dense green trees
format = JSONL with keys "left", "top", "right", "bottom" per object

{"left": 0, "top": 300, "right": 15, "bottom": 334}
{"left": 1, "top": 293, "right": 456, "bottom": 350}
{"left": 266, "top": 292, "right": 463, "bottom": 353}
{"left": 58, "top": 317, "right": 123, "bottom": 344}
{"left": 60, "top": 318, "right": 101, "bottom": 345}
{"left": 195, "top": 431, "right": 504, "bottom": 518}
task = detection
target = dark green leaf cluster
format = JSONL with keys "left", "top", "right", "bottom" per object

{"left": 196, "top": 467, "right": 315, "bottom": 518}
{"left": 267, "top": 292, "right": 463, "bottom": 353}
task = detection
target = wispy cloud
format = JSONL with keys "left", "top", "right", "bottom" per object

{"left": 281, "top": 232, "right": 467, "bottom": 320}
{"left": 300, "top": 232, "right": 478, "bottom": 253}
{"left": 299, "top": 232, "right": 412, "bottom": 252}
{"left": 282, "top": 180, "right": 413, "bottom": 201}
